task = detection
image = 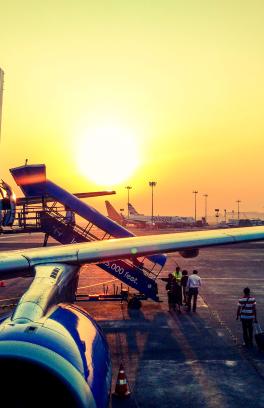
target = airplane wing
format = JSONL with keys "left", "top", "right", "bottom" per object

{"left": 1, "top": 226, "right": 264, "bottom": 278}
{"left": 16, "top": 190, "right": 116, "bottom": 206}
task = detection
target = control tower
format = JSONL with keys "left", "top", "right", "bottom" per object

{"left": 0, "top": 68, "right": 3, "bottom": 138}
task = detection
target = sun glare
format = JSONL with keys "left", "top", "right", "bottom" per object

{"left": 76, "top": 124, "right": 140, "bottom": 186}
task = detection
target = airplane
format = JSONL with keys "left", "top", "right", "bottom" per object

{"left": 0, "top": 166, "right": 264, "bottom": 408}
{"left": 1, "top": 223, "right": 264, "bottom": 406}
{"left": 105, "top": 200, "right": 127, "bottom": 226}
{"left": 128, "top": 203, "right": 196, "bottom": 227}
{"left": 105, "top": 200, "right": 196, "bottom": 228}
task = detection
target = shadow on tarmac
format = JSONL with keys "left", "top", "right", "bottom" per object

{"left": 107, "top": 304, "right": 264, "bottom": 408}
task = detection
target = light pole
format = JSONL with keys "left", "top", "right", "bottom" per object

{"left": 125, "top": 186, "right": 132, "bottom": 218}
{"left": 193, "top": 191, "right": 198, "bottom": 222}
{"left": 215, "top": 208, "right": 220, "bottom": 224}
{"left": 236, "top": 200, "right": 241, "bottom": 221}
{"left": 149, "top": 181, "right": 157, "bottom": 225}
{"left": 224, "top": 209, "right": 227, "bottom": 223}
{"left": 203, "top": 194, "right": 208, "bottom": 222}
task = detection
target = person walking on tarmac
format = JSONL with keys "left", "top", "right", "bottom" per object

{"left": 174, "top": 280, "right": 182, "bottom": 313}
{"left": 181, "top": 270, "right": 189, "bottom": 305}
{"left": 236, "top": 287, "right": 257, "bottom": 347}
{"left": 166, "top": 273, "right": 178, "bottom": 312}
{"left": 186, "top": 270, "right": 202, "bottom": 312}
{"left": 173, "top": 266, "right": 183, "bottom": 310}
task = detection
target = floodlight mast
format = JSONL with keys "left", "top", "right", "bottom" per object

{"left": 236, "top": 200, "right": 241, "bottom": 221}
{"left": 203, "top": 194, "right": 208, "bottom": 222}
{"left": 149, "top": 181, "right": 157, "bottom": 225}
{"left": 125, "top": 186, "right": 132, "bottom": 218}
{"left": 193, "top": 190, "right": 198, "bottom": 222}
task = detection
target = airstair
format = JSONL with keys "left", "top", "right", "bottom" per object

{"left": 9, "top": 164, "right": 167, "bottom": 301}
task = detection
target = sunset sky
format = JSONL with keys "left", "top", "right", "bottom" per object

{"left": 0, "top": 1, "right": 264, "bottom": 219}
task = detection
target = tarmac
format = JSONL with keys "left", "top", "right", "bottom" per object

{"left": 1, "top": 231, "right": 264, "bottom": 407}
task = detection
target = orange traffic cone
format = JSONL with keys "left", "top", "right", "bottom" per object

{"left": 113, "top": 363, "right": 131, "bottom": 397}
{"left": 0, "top": 281, "right": 5, "bottom": 288}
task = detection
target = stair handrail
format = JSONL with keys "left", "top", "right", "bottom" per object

{"left": 41, "top": 206, "right": 163, "bottom": 280}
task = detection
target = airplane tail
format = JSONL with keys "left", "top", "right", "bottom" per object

{"left": 105, "top": 201, "right": 124, "bottom": 225}
{"left": 128, "top": 203, "right": 140, "bottom": 216}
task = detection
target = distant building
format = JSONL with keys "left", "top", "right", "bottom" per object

{"left": 0, "top": 68, "right": 3, "bottom": 138}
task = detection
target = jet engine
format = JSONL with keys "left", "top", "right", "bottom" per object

{"left": 0, "top": 303, "right": 112, "bottom": 408}
{"left": 179, "top": 248, "right": 199, "bottom": 258}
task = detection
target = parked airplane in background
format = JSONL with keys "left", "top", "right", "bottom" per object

{"left": 105, "top": 200, "right": 196, "bottom": 228}
{"left": 105, "top": 200, "right": 128, "bottom": 226}
{"left": 1, "top": 164, "right": 264, "bottom": 407}
{"left": 128, "top": 203, "right": 196, "bottom": 227}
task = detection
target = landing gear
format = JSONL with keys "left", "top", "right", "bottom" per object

{"left": 43, "top": 233, "right": 49, "bottom": 247}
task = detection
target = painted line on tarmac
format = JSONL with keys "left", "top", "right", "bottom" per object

{"left": 78, "top": 278, "right": 118, "bottom": 290}
{"left": 198, "top": 296, "right": 208, "bottom": 308}
{"left": 0, "top": 233, "right": 42, "bottom": 240}
{"left": 201, "top": 295, "right": 264, "bottom": 383}
{"left": 0, "top": 297, "right": 20, "bottom": 302}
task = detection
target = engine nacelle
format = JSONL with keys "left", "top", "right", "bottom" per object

{"left": 0, "top": 304, "right": 111, "bottom": 408}
{"left": 179, "top": 248, "right": 199, "bottom": 258}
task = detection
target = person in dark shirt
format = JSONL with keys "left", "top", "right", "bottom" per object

{"left": 174, "top": 280, "right": 182, "bottom": 313}
{"left": 166, "top": 273, "right": 177, "bottom": 312}
{"left": 181, "top": 270, "right": 189, "bottom": 305}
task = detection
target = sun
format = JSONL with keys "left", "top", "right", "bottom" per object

{"left": 76, "top": 124, "right": 140, "bottom": 186}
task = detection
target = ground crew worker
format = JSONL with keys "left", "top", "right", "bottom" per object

{"left": 173, "top": 266, "right": 182, "bottom": 283}
{"left": 186, "top": 270, "right": 201, "bottom": 312}
{"left": 236, "top": 287, "right": 257, "bottom": 347}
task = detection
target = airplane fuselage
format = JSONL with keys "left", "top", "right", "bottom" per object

{"left": 126, "top": 214, "right": 195, "bottom": 227}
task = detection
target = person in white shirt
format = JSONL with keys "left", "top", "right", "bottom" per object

{"left": 186, "top": 270, "right": 202, "bottom": 312}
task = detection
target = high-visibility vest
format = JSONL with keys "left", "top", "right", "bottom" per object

{"left": 173, "top": 271, "right": 182, "bottom": 282}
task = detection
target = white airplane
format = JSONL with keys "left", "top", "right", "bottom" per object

{"left": 105, "top": 200, "right": 196, "bottom": 228}
{"left": 1, "top": 225, "right": 264, "bottom": 406}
